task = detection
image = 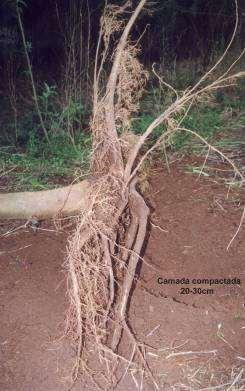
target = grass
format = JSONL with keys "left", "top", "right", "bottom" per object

{"left": 132, "top": 81, "right": 244, "bottom": 151}
{"left": 0, "top": 79, "right": 92, "bottom": 191}
{"left": 0, "top": 68, "right": 244, "bottom": 192}
{"left": 0, "top": 132, "right": 91, "bottom": 191}
{"left": 1, "top": 91, "right": 243, "bottom": 192}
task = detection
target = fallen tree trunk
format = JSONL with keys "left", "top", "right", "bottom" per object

{"left": 0, "top": 180, "right": 91, "bottom": 219}
{"left": 1, "top": 1, "right": 243, "bottom": 389}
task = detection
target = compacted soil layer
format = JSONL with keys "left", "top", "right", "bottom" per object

{"left": 0, "top": 161, "right": 244, "bottom": 390}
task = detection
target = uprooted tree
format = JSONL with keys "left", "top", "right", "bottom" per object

{"left": 1, "top": 0, "right": 244, "bottom": 388}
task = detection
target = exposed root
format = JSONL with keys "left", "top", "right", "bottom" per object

{"left": 111, "top": 177, "right": 149, "bottom": 351}
{"left": 64, "top": 1, "right": 244, "bottom": 389}
{"left": 65, "top": 171, "right": 154, "bottom": 386}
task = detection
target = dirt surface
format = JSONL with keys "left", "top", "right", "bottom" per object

{"left": 0, "top": 160, "right": 244, "bottom": 390}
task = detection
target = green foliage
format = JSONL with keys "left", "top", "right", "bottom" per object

{"left": 216, "top": 85, "right": 245, "bottom": 111}
{"left": 35, "top": 82, "right": 85, "bottom": 139}
{"left": 174, "top": 105, "right": 223, "bottom": 149}
{"left": 0, "top": 81, "right": 86, "bottom": 144}
{"left": 131, "top": 81, "right": 244, "bottom": 153}
{"left": 0, "top": 75, "right": 91, "bottom": 191}
{"left": 0, "top": 131, "right": 91, "bottom": 191}
{"left": 132, "top": 114, "right": 155, "bottom": 135}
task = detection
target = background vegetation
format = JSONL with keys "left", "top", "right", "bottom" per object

{"left": 0, "top": 0, "right": 244, "bottom": 190}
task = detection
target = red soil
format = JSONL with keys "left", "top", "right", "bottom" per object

{"left": 0, "top": 161, "right": 244, "bottom": 390}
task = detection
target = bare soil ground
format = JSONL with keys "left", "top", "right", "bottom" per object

{"left": 0, "top": 159, "right": 244, "bottom": 390}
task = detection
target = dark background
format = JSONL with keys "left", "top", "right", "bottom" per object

{"left": 1, "top": 0, "right": 244, "bottom": 74}
{"left": 0, "top": 0, "right": 244, "bottom": 147}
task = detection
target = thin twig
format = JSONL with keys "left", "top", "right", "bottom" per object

{"left": 166, "top": 349, "right": 217, "bottom": 360}
{"left": 227, "top": 205, "right": 245, "bottom": 250}
{"left": 17, "top": 5, "right": 50, "bottom": 143}
{"left": 0, "top": 244, "right": 32, "bottom": 256}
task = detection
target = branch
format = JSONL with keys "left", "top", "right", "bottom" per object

{"left": 180, "top": 127, "right": 245, "bottom": 182}
{"left": 124, "top": 69, "right": 244, "bottom": 181}
{"left": 124, "top": 0, "right": 243, "bottom": 181}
